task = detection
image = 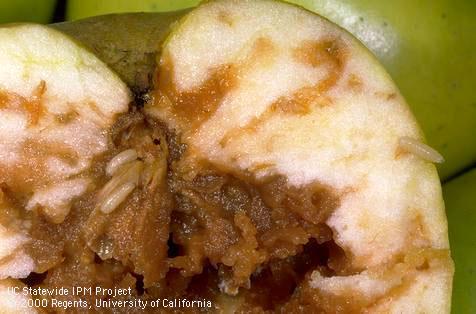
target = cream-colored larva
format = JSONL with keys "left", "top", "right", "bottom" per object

{"left": 398, "top": 136, "right": 445, "bottom": 164}
{"left": 106, "top": 149, "right": 138, "bottom": 177}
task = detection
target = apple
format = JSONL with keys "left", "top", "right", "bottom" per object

{"left": 443, "top": 168, "right": 476, "bottom": 313}
{"left": 144, "top": 1, "right": 453, "bottom": 311}
{"left": 0, "top": 0, "right": 56, "bottom": 24}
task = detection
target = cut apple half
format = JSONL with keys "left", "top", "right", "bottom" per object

{"left": 0, "top": 23, "right": 130, "bottom": 306}
{"left": 146, "top": 0, "right": 453, "bottom": 312}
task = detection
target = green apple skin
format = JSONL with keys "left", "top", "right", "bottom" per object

{"left": 54, "top": 12, "right": 188, "bottom": 93}
{"left": 288, "top": 0, "right": 476, "bottom": 181}
{"left": 66, "top": 0, "right": 199, "bottom": 20}
{"left": 0, "top": 0, "right": 56, "bottom": 24}
{"left": 443, "top": 168, "right": 476, "bottom": 314}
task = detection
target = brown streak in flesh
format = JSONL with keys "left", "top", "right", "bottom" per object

{"left": 375, "top": 91, "right": 398, "bottom": 101}
{"left": 387, "top": 92, "right": 397, "bottom": 100}
{"left": 24, "top": 81, "right": 46, "bottom": 126}
{"left": 294, "top": 38, "right": 347, "bottom": 92}
{"left": 217, "top": 10, "right": 234, "bottom": 27}
{"left": 0, "top": 80, "right": 47, "bottom": 127}
{"left": 55, "top": 110, "right": 79, "bottom": 124}
{"left": 394, "top": 145, "right": 406, "bottom": 160}
{"left": 219, "top": 38, "right": 345, "bottom": 148}
{"left": 367, "top": 249, "right": 451, "bottom": 311}
{"left": 347, "top": 73, "right": 363, "bottom": 90}
{"left": 87, "top": 101, "right": 110, "bottom": 126}
{"left": 247, "top": 162, "right": 275, "bottom": 173}
{"left": 0, "top": 139, "right": 79, "bottom": 196}
{"left": 154, "top": 54, "right": 237, "bottom": 132}
{"left": 247, "top": 37, "right": 276, "bottom": 65}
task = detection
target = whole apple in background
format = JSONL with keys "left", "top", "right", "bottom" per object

{"left": 0, "top": 0, "right": 56, "bottom": 24}
{"left": 443, "top": 168, "right": 476, "bottom": 313}
{"left": 66, "top": 0, "right": 199, "bottom": 20}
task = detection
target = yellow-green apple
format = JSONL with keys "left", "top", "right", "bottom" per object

{"left": 444, "top": 168, "right": 476, "bottom": 313}
{"left": 66, "top": 0, "right": 199, "bottom": 20}
{"left": 0, "top": 0, "right": 56, "bottom": 24}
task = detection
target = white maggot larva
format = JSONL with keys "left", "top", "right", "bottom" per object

{"left": 398, "top": 136, "right": 445, "bottom": 164}
{"left": 106, "top": 149, "right": 138, "bottom": 177}
{"left": 98, "top": 160, "right": 143, "bottom": 214}
{"left": 99, "top": 182, "right": 136, "bottom": 214}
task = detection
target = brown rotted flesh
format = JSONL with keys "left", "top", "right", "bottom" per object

{"left": 20, "top": 110, "right": 351, "bottom": 313}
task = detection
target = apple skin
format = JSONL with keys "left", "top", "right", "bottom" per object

{"left": 54, "top": 12, "right": 188, "bottom": 93}
{"left": 66, "top": 0, "right": 199, "bottom": 20}
{"left": 0, "top": 0, "right": 56, "bottom": 24}
{"left": 443, "top": 168, "right": 476, "bottom": 313}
